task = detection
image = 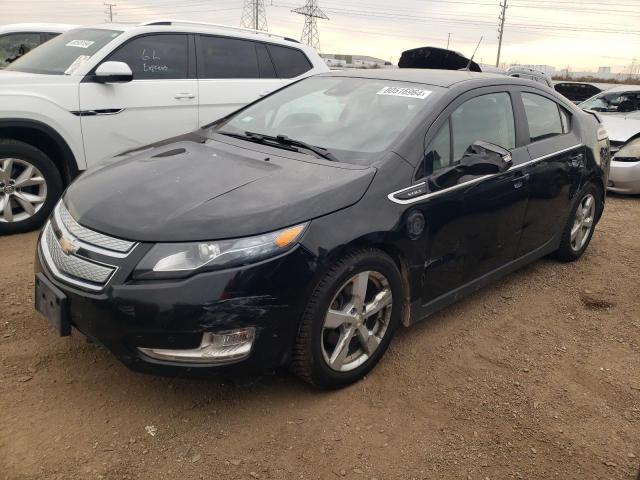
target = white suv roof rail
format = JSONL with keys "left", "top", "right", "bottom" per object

{"left": 139, "top": 19, "right": 300, "bottom": 43}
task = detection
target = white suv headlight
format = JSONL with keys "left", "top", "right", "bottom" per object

{"left": 134, "top": 223, "right": 308, "bottom": 279}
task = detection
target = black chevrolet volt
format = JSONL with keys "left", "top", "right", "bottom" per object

{"left": 35, "top": 70, "right": 610, "bottom": 388}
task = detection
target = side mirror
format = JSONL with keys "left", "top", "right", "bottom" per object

{"left": 428, "top": 141, "right": 512, "bottom": 191}
{"left": 94, "top": 61, "right": 133, "bottom": 83}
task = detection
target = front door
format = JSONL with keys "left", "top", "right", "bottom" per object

{"left": 79, "top": 33, "right": 198, "bottom": 167}
{"left": 413, "top": 90, "right": 531, "bottom": 304}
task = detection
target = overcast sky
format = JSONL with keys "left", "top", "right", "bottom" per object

{"left": 4, "top": 0, "right": 640, "bottom": 72}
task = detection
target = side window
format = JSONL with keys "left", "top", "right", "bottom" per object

{"left": 107, "top": 34, "right": 188, "bottom": 80}
{"left": 451, "top": 92, "right": 516, "bottom": 161}
{"left": 267, "top": 45, "right": 312, "bottom": 78}
{"left": 255, "top": 43, "right": 277, "bottom": 79}
{"left": 522, "top": 92, "right": 564, "bottom": 142}
{"left": 418, "top": 122, "right": 451, "bottom": 179}
{"left": 199, "top": 36, "right": 259, "bottom": 79}
{"left": 0, "top": 33, "right": 42, "bottom": 67}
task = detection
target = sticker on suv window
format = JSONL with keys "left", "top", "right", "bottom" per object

{"left": 377, "top": 86, "right": 431, "bottom": 99}
{"left": 66, "top": 40, "right": 95, "bottom": 49}
{"left": 64, "top": 55, "right": 91, "bottom": 75}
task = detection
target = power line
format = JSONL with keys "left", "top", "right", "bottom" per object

{"left": 292, "top": 0, "right": 329, "bottom": 51}
{"left": 241, "top": 0, "right": 268, "bottom": 31}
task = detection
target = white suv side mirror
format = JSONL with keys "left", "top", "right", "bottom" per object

{"left": 95, "top": 61, "right": 133, "bottom": 83}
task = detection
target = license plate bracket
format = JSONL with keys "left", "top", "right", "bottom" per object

{"left": 35, "top": 273, "right": 71, "bottom": 336}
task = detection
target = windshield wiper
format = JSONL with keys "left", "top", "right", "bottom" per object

{"left": 216, "top": 130, "right": 337, "bottom": 162}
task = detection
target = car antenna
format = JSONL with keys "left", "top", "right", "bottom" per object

{"left": 465, "top": 36, "right": 483, "bottom": 71}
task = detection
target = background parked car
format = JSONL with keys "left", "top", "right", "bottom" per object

{"left": 580, "top": 85, "right": 640, "bottom": 194}
{"left": 553, "top": 81, "right": 602, "bottom": 104}
{"left": 0, "top": 20, "right": 328, "bottom": 234}
{"left": 0, "top": 23, "right": 76, "bottom": 68}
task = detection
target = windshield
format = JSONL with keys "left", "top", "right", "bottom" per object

{"left": 580, "top": 90, "right": 640, "bottom": 114}
{"left": 213, "top": 76, "right": 441, "bottom": 161}
{"left": 6, "top": 28, "right": 122, "bottom": 75}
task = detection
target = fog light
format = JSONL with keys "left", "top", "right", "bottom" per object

{"left": 138, "top": 328, "right": 255, "bottom": 364}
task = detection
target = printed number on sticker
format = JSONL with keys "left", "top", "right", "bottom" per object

{"left": 377, "top": 86, "right": 431, "bottom": 99}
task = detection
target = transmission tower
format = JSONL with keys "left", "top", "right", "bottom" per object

{"left": 292, "top": 0, "right": 329, "bottom": 52}
{"left": 495, "top": 0, "right": 507, "bottom": 67}
{"left": 241, "top": 0, "right": 268, "bottom": 31}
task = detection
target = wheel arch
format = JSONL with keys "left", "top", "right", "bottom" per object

{"left": 0, "top": 119, "right": 79, "bottom": 185}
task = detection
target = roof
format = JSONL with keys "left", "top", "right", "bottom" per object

{"left": 321, "top": 68, "right": 509, "bottom": 88}
{"left": 0, "top": 23, "right": 77, "bottom": 34}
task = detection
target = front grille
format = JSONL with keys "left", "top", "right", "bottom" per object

{"left": 55, "top": 203, "right": 135, "bottom": 253}
{"left": 42, "top": 223, "right": 116, "bottom": 290}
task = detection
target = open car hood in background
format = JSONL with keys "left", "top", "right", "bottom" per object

{"left": 398, "top": 47, "right": 482, "bottom": 72}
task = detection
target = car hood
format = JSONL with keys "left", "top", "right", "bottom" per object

{"left": 598, "top": 114, "right": 640, "bottom": 143}
{"left": 0, "top": 70, "right": 77, "bottom": 85}
{"left": 64, "top": 137, "right": 376, "bottom": 242}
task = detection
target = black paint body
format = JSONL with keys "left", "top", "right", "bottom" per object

{"left": 35, "top": 70, "right": 609, "bottom": 377}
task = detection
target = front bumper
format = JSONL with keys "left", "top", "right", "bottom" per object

{"left": 608, "top": 159, "right": 640, "bottom": 194}
{"left": 35, "top": 238, "right": 316, "bottom": 377}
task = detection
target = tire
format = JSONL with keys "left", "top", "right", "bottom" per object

{"left": 0, "top": 139, "right": 62, "bottom": 235}
{"left": 292, "top": 248, "right": 404, "bottom": 389}
{"left": 552, "top": 183, "right": 601, "bottom": 262}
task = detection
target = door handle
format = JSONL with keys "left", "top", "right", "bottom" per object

{"left": 174, "top": 93, "right": 195, "bottom": 100}
{"left": 512, "top": 172, "right": 530, "bottom": 189}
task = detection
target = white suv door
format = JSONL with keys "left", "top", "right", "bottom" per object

{"left": 196, "top": 36, "right": 314, "bottom": 125}
{"left": 79, "top": 33, "right": 199, "bottom": 166}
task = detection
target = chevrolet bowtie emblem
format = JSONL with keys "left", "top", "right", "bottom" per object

{"left": 58, "top": 235, "right": 79, "bottom": 255}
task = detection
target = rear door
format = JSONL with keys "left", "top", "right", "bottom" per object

{"left": 196, "top": 35, "right": 284, "bottom": 126}
{"left": 79, "top": 33, "right": 199, "bottom": 166}
{"left": 515, "top": 90, "right": 584, "bottom": 255}
{"left": 408, "top": 88, "right": 532, "bottom": 303}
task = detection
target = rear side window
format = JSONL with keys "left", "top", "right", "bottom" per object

{"left": 522, "top": 92, "right": 564, "bottom": 142}
{"left": 267, "top": 45, "right": 312, "bottom": 78}
{"left": 451, "top": 92, "right": 516, "bottom": 161}
{"left": 255, "top": 43, "right": 277, "bottom": 79}
{"left": 107, "top": 34, "right": 188, "bottom": 80}
{"left": 199, "top": 36, "right": 259, "bottom": 79}
{"left": 0, "top": 32, "right": 42, "bottom": 68}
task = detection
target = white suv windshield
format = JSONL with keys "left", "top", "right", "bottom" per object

{"left": 580, "top": 91, "right": 640, "bottom": 114}
{"left": 216, "top": 76, "right": 441, "bottom": 159}
{"left": 6, "top": 28, "right": 122, "bottom": 75}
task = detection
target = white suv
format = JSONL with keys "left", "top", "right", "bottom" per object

{"left": 0, "top": 20, "right": 328, "bottom": 233}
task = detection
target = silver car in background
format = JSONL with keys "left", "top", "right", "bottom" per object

{"left": 580, "top": 85, "right": 640, "bottom": 194}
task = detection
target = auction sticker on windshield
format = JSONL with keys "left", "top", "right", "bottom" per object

{"left": 377, "top": 86, "right": 431, "bottom": 99}
{"left": 66, "top": 40, "right": 95, "bottom": 49}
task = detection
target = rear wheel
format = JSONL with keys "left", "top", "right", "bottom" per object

{"left": 292, "top": 249, "right": 403, "bottom": 389}
{"left": 0, "top": 139, "right": 62, "bottom": 235}
{"left": 553, "top": 183, "right": 601, "bottom": 261}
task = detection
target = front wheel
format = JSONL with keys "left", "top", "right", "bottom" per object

{"left": 553, "top": 183, "right": 601, "bottom": 262}
{"left": 0, "top": 139, "right": 62, "bottom": 235}
{"left": 292, "top": 249, "right": 404, "bottom": 389}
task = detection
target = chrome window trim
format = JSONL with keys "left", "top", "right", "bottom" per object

{"left": 388, "top": 144, "right": 583, "bottom": 205}
{"left": 40, "top": 222, "right": 117, "bottom": 292}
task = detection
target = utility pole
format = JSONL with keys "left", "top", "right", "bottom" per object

{"left": 104, "top": 3, "right": 116, "bottom": 22}
{"left": 292, "top": 0, "right": 329, "bottom": 52}
{"left": 241, "top": 0, "right": 268, "bottom": 31}
{"left": 446, "top": 33, "right": 451, "bottom": 49}
{"left": 496, "top": 0, "right": 507, "bottom": 67}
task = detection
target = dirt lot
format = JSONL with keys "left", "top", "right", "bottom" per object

{"left": 1, "top": 195, "right": 639, "bottom": 480}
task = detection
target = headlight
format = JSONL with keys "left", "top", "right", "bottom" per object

{"left": 133, "top": 223, "right": 308, "bottom": 280}
{"left": 614, "top": 138, "right": 640, "bottom": 161}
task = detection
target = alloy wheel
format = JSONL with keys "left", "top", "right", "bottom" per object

{"left": 570, "top": 193, "right": 595, "bottom": 252}
{"left": 321, "top": 270, "right": 393, "bottom": 372}
{"left": 0, "top": 158, "right": 47, "bottom": 223}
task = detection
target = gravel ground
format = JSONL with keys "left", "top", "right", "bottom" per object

{"left": 1, "top": 195, "right": 639, "bottom": 480}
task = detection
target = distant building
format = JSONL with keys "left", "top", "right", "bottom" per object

{"left": 320, "top": 53, "right": 395, "bottom": 69}
{"left": 598, "top": 66, "right": 611, "bottom": 74}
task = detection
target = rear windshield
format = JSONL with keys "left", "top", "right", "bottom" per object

{"left": 6, "top": 28, "right": 122, "bottom": 75}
